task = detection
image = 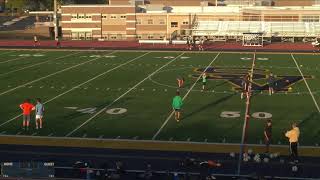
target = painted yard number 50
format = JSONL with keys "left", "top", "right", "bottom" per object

{"left": 220, "top": 111, "right": 272, "bottom": 119}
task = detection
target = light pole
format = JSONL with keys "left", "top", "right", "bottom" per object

{"left": 54, "top": 0, "right": 58, "bottom": 40}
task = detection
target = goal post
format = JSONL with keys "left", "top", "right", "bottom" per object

{"left": 242, "top": 32, "right": 264, "bottom": 47}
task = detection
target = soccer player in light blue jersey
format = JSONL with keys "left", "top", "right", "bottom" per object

{"left": 35, "top": 98, "right": 45, "bottom": 129}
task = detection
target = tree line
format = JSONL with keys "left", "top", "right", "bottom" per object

{"left": 5, "top": 0, "right": 107, "bottom": 12}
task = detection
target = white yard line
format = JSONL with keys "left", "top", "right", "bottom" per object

{"left": 0, "top": 56, "right": 26, "bottom": 64}
{"left": 0, "top": 52, "right": 150, "bottom": 128}
{"left": 152, "top": 52, "right": 221, "bottom": 140}
{"left": 0, "top": 52, "right": 79, "bottom": 76}
{"left": 0, "top": 52, "right": 105, "bottom": 96}
{"left": 65, "top": 52, "right": 185, "bottom": 137}
{"left": 291, "top": 54, "right": 320, "bottom": 112}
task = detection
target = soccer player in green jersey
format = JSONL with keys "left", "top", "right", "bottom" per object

{"left": 172, "top": 91, "right": 183, "bottom": 122}
{"left": 202, "top": 73, "right": 207, "bottom": 91}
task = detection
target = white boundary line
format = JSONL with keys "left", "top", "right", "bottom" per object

{"left": 152, "top": 52, "right": 221, "bottom": 140}
{"left": 0, "top": 52, "right": 150, "bottom": 128}
{"left": 291, "top": 54, "right": 320, "bottom": 112}
{"left": 0, "top": 52, "right": 110, "bottom": 96}
{"left": 65, "top": 52, "right": 185, "bottom": 137}
{"left": 0, "top": 52, "right": 79, "bottom": 76}
{"left": 0, "top": 134, "right": 319, "bottom": 149}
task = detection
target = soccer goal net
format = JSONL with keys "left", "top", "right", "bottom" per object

{"left": 242, "top": 33, "right": 264, "bottom": 47}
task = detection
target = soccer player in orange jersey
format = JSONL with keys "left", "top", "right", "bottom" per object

{"left": 19, "top": 99, "right": 35, "bottom": 131}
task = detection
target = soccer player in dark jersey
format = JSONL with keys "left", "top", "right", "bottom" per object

{"left": 241, "top": 74, "right": 249, "bottom": 99}
{"left": 264, "top": 119, "right": 272, "bottom": 153}
{"left": 56, "top": 37, "right": 61, "bottom": 48}
{"left": 187, "top": 38, "right": 191, "bottom": 50}
{"left": 268, "top": 73, "right": 275, "bottom": 95}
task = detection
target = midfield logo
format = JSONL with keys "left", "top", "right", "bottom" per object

{"left": 192, "top": 67, "right": 313, "bottom": 91}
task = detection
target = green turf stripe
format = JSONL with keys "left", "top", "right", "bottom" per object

{"left": 0, "top": 51, "right": 119, "bottom": 127}
{"left": 0, "top": 51, "right": 78, "bottom": 77}
{"left": 0, "top": 56, "right": 26, "bottom": 64}
{"left": 0, "top": 52, "right": 107, "bottom": 96}
{"left": 152, "top": 52, "right": 222, "bottom": 140}
{"left": 66, "top": 52, "right": 185, "bottom": 137}
{"left": 291, "top": 54, "right": 320, "bottom": 112}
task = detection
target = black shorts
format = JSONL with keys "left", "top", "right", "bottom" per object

{"left": 203, "top": 82, "right": 206, "bottom": 85}
{"left": 174, "top": 109, "right": 181, "bottom": 112}
{"left": 265, "top": 137, "right": 271, "bottom": 145}
{"left": 268, "top": 83, "right": 274, "bottom": 88}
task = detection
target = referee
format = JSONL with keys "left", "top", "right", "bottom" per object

{"left": 264, "top": 119, "right": 272, "bottom": 153}
{"left": 285, "top": 122, "right": 300, "bottom": 162}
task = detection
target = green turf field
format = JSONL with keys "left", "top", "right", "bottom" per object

{"left": 0, "top": 49, "right": 319, "bottom": 146}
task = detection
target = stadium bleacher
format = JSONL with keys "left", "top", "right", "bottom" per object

{"left": 192, "top": 20, "right": 320, "bottom": 37}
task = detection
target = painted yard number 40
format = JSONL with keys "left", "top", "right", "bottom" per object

{"left": 64, "top": 107, "right": 127, "bottom": 115}
{"left": 220, "top": 111, "right": 272, "bottom": 119}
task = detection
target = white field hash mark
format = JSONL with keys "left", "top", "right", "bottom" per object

{"left": 152, "top": 52, "right": 222, "bottom": 140}
{"left": 0, "top": 52, "right": 149, "bottom": 129}
{"left": 0, "top": 52, "right": 97, "bottom": 96}
{"left": 65, "top": 52, "right": 186, "bottom": 137}
{"left": 291, "top": 54, "right": 320, "bottom": 113}
{"left": 0, "top": 51, "right": 48, "bottom": 64}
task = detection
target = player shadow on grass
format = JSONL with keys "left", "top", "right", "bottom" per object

{"left": 298, "top": 112, "right": 319, "bottom": 127}
{"left": 181, "top": 94, "right": 234, "bottom": 120}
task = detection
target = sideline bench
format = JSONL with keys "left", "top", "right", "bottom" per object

{"left": 171, "top": 40, "right": 187, "bottom": 45}
{"left": 139, "top": 40, "right": 170, "bottom": 45}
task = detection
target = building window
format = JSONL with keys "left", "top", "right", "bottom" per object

{"left": 102, "top": 15, "right": 107, "bottom": 19}
{"left": 148, "top": 35, "right": 154, "bottom": 39}
{"left": 302, "top": 16, "right": 319, "bottom": 22}
{"left": 159, "top": 19, "right": 165, "bottom": 24}
{"left": 78, "top": 14, "right": 85, "bottom": 19}
{"left": 147, "top": 19, "right": 153, "bottom": 24}
{"left": 85, "top": 32, "right": 92, "bottom": 40}
{"left": 111, "top": 36, "right": 117, "bottom": 40}
{"left": 182, "top": 21, "right": 189, "bottom": 25}
{"left": 136, "top": 19, "right": 141, "bottom": 24}
{"left": 102, "top": 34, "right": 109, "bottom": 40}
{"left": 85, "top": 15, "right": 92, "bottom": 19}
{"left": 79, "top": 32, "right": 86, "bottom": 40}
{"left": 120, "top": 15, "right": 126, "bottom": 19}
{"left": 137, "top": 35, "right": 142, "bottom": 39}
{"left": 71, "top": 32, "right": 78, "bottom": 40}
{"left": 111, "top": 15, "right": 117, "bottom": 19}
{"left": 72, "top": 14, "right": 77, "bottom": 19}
{"left": 171, "top": 22, "right": 178, "bottom": 27}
